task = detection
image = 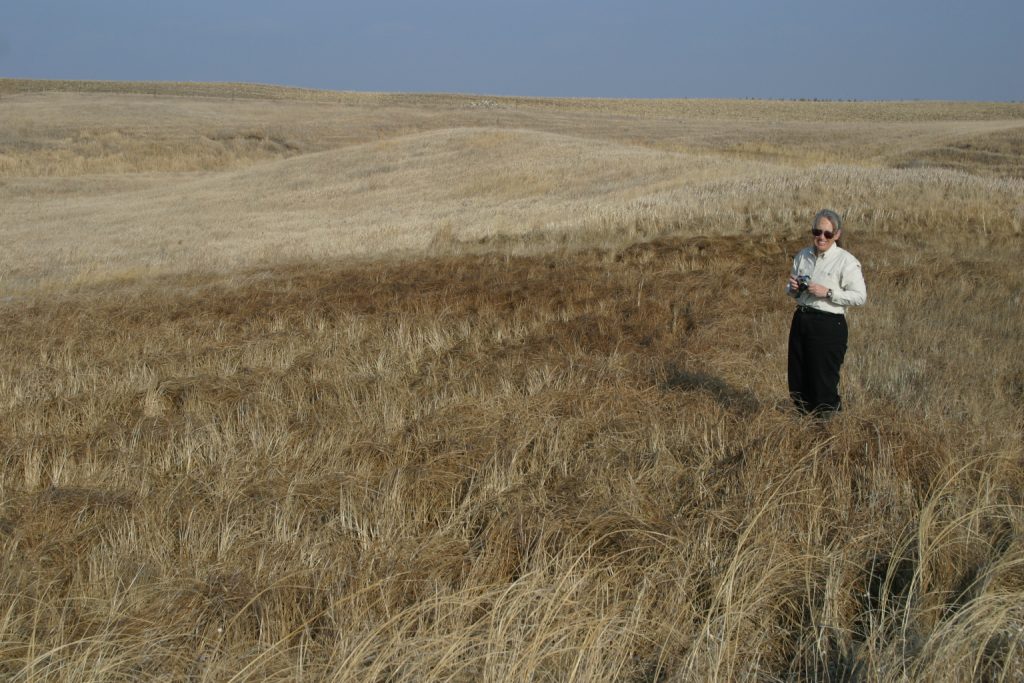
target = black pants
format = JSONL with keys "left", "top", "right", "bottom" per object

{"left": 788, "top": 307, "right": 848, "bottom": 415}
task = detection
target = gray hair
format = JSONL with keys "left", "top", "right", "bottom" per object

{"left": 813, "top": 209, "right": 844, "bottom": 246}
{"left": 813, "top": 209, "right": 842, "bottom": 232}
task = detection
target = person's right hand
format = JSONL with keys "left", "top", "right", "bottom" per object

{"left": 787, "top": 275, "right": 800, "bottom": 292}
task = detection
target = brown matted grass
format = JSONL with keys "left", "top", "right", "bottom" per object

{"left": 0, "top": 80, "right": 1023, "bottom": 680}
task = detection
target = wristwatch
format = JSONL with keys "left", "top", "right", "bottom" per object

{"left": 827, "top": 288, "right": 833, "bottom": 299}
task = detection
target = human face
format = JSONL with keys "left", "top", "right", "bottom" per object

{"left": 812, "top": 218, "right": 839, "bottom": 253}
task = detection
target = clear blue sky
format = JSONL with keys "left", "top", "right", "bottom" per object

{"left": 2, "top": 0, "right": 1021, "bottom": 101}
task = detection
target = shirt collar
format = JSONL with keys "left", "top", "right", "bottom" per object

{"left": 816, "top": 244, "right": 840, "bottom": 260}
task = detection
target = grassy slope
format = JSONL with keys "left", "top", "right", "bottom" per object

{"left": 4, "top": 78, "right": 1024, "bottom": 120}
{"left": 1, "top": 80, "right": 1023, "bottom": 680}
{"left": 3, "top": 84, "right": 1022, "bottom": 292}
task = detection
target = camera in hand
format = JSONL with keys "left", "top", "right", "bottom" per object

{"left": 797, "top": 275, "right": 810, "bottom": 293}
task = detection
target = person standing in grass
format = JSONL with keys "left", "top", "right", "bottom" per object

{"left": 785, "top": 209, "right": 866, "bottom": 416}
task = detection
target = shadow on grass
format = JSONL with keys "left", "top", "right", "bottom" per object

{"left": 662, "top": 366, "right": 761, "bottom": 414}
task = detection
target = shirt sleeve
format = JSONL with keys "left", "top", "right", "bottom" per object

{"left": 831, "top": 255, "right": 866, "bottom": 307}
{"left": 786, "top": 253, "right": 800, "bottom": 297}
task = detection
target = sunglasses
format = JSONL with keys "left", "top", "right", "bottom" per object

{"left": 811, "top": 228, "right": 837, "bottom": 239}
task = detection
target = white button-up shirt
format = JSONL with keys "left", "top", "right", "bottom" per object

{"left": 787, "top": 244, "right": 866, "bottom": 314}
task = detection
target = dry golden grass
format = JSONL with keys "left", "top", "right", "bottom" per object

{"left": 5, "top": 78, "right": 1024, "bottom": 121}
{"left": 1, "top": 80, "right": 1023, "bottom": 680}
{"left": 3, "top": 85, "right": 1022, "bottom": 293}
{"left": 892, "top": 126, "right": 1024, "bottom": 179}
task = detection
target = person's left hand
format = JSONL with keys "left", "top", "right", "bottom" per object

{"left": 807, "top": 283, "right": 830, "bottom": 298}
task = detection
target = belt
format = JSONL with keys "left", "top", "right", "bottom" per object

{"left": 796, "top": 305, "right": 843, "bottom": 317}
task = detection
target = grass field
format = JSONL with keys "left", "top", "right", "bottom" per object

{"left": 1, "top": 79, "right": 1023, "bottom": 681}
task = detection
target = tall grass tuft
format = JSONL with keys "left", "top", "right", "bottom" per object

{"left": 2, "top": 225, "right": 1021, "bottom": 680}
